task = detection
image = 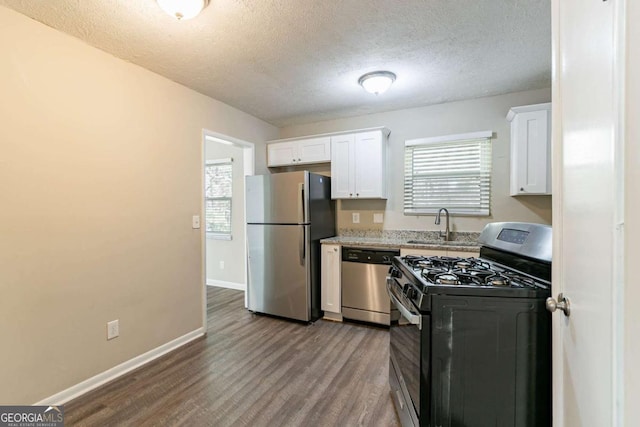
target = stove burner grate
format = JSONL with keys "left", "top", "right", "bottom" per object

{"left": 487, "top": 275, "right": 510, "bottom": 287}
{"left": 402, "top": 254, "right": 548, "bottom": 290}
{"left": 436, "top": 273, "right": 460, "bottom": 285}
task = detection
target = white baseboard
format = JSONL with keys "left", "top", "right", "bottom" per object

{"left": 206, "top": 279, "right": 245, "bottom": 291}
{"left": 34, "top": 327, "right": 205, "bottom": 405}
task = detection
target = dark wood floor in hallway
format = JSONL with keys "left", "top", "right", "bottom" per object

{"left": 65, "top": 286, "right": 400, "bottom": 426}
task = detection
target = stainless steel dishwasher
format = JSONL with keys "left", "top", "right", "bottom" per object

{"left": 341, "top": 247, "right": 400, "bottom": 325}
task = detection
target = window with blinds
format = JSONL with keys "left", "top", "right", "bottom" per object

{"left": 205, "top": 160, "right": 233, "bottom": 238}
{"left": 404, "top": 131, "right": 492, "bottom": 216}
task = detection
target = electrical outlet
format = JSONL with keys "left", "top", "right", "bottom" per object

{"left": 352, "top": 213, "right": 360, "bottom": 224}
{"left": 219, "top": 260, "right": 225, "bottom": 270}
{"left": 107, "top": 320, "right": 119, "bottom": 340}
{"left": 192, "top": 215, "right": 201, "bottom": 229}
{"left": 373, "top": 213, "right": 384, "bottom": 223}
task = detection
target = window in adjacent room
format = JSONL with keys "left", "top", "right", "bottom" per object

{"left": 205, "top": 159, "right": 233, "bottom": 239}
{"left": 404, "top": 131, "right": 492, "bottom": 216}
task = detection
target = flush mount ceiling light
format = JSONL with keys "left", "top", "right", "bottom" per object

{"left": 358, "top": 71, "right": 396, "bottom": 95}
{"left": 157, "top": 0, "right": 210, "bottom": 20}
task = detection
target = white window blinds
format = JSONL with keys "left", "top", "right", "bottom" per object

{"left": 404, "top": 131, "right": 492, "bottom": 216}
{"left": 205, "top": 160, "right": 233, "bottom": 237}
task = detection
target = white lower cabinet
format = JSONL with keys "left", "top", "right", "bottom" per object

{"left": 321, "top": 244, "right": 341, "bottom": 316}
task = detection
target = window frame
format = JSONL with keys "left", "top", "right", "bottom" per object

{"left": 403, "top": 130, "right": 492, "bottom": 216}
{"left": 205, "top": 158, "right": 233, "bottom": 240}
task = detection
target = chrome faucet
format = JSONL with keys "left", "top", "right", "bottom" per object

{"left": 435, "top": 208, "right": 450, "bottom": 241}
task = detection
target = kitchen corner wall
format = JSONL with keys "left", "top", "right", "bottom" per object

{"left": 278, "top": 88, "right": 552, "bottom": 232}
{"left": 0, "top": 6, "right": 277, "bottom": 404}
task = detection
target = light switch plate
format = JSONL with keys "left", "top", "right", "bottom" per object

{"left": 192, "top": 215, "right": 201, "bottom": 229}
{"left": 373, "top": 213, "right": 384, "bottom": 223}
{"left": 352, "top": 213, "right": 360, "bottom": 223}
{"left": 107, "top": 320, "right": 119, "bottom": 340}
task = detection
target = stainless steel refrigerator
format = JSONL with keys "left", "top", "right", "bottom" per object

{"left": 246, "top": 171, "right": 335, "bottom": 322}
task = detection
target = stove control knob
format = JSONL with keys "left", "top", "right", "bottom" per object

{"left": 404, "top": 287, "right": 416, "bottom": 299}
{"left": 389, "top": 268, "right": 402, "bottom": 278}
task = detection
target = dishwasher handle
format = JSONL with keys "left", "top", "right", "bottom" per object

{"left": 387, "top": 278, "right": 422, "bottom": 330}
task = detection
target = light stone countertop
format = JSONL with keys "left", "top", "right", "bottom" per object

{"left": 320, "top": 229, "right": 481, "bottom": 253}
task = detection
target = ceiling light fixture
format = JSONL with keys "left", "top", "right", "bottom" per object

{"left": 358, "top": 71, "right": 396, "bottom": 95}
{"left": 157, "top": 0, "right": 210, "bottom": 20}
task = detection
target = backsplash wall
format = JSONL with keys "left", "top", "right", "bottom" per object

{"left": 277, "top": 88, "right": 552, "bottom": 233}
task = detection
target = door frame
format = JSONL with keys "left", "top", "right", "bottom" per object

{"left": 201, "top": 129, "right": 255, "bottom": 331}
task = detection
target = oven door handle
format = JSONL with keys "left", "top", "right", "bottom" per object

{"left": 387, "top": 278, "right": 422, "bottom": 330}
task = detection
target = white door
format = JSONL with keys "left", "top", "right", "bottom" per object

{"left": 551, "top": 0, "right": 623, "bottom": 425}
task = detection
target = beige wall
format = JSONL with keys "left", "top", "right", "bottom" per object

{"left": 205, "top": 142, "right": 246, "bottom": 285}
{"left": 279, "top": 88, "right": 552, "bottom": 232}
{"left": 0, "top": 6, "right": 277, "bottom": 404}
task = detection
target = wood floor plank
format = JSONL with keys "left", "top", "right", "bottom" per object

{"left": 64, "top": 286, "right": 400, "bottom": 426}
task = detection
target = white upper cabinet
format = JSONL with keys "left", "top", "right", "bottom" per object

{"left": 330, "top": 129, "right": 388, "bottom": 199}
{"left": 330, "top": 134, "right": 354, "bottom": 198}
{"left": 267, "top": 136, "right": 331, "bottom": 167}
{"left": 507, "top": 103, "right": 552, "bottom": 196}
{"left": 297, "top": 138, "right": 331, "bottom": 163}
{"left": 354, "top": 131, "right": 386, "bottom": 197}
{"left": 267, "top": 141, "right": 297, "bottom": 167}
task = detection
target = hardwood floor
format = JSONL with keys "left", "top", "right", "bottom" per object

{"left": 65, "top": 286, "right": 400, "bottom": 426}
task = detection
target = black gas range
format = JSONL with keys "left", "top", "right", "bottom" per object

{"left": 388, "top": 222, "right": 552, "bottom": 427}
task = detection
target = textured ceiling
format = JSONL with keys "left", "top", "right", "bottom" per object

{"left": 0, "top": 0, "right": 551, "bottom": 127}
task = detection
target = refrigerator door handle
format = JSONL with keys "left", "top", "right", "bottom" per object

{"left": 299, "top": 226, "right": 306, "bottom": 265}
{"left": 298, "top": 183, "right": 305, "bottom": 224}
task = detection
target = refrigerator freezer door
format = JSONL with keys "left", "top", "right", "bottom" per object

{"left": 307, "top": 173, "right": 336, "bottom": 239}
{"left": 247, "top": 224, "right": 311, "bottom": 321}
{"left": 246, "top": 171, "right": 309, "bottom": 224}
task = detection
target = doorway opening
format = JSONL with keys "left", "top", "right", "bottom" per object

{"left": 202, "top": 130, "right": 254, "bottom": 327}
